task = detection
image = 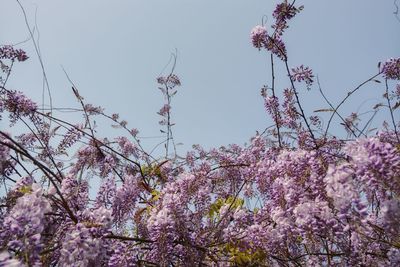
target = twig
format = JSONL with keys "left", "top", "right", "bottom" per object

{"left": 385, "top": 79, "right": 400, "bottom": 142}
{"left": 324, "top": 73, "right": 381, "bottom": 137}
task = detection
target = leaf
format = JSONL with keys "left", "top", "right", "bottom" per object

{"left": 72, "top": 86, "right": 83, "bottom": 100}
{"left": 50, "top": 125, "right": 61, "bottom": 136}
{"left": 393, "top": 101, "right": 400, "bottom": 110}
{"left": 314, "top": 108, "right": 335, "bottom": 113}
{"left": 18, "top": 185, "right": 32, "bottom": 194}
{"left": 208, "top": 198, "right": 225, "bottom": 219}
{"left": 373, "top": 79, "right": 381, "bottom": 83}
{"left": 150, "top": 190, "right": 160, "bottom": 202}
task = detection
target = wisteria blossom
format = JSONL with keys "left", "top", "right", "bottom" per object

{"left": 0, "top": 45, "right": 28, "bottom": 62}
{"left": 291, "top": 65, "right": 314, "bottom": 87}
{"left": 0, "top": 1, "right": 399, "bottom": 266}
{"left": 381, "top": 57, "right": 400, "bottom": 80}
{"left": 250, "top": 25, "right": 268, "bottom": 49}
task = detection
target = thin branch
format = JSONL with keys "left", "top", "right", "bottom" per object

{"left": 270, "top": 54, "right": 282, "bottom": 147}
{"left": 284, "top": 59, "right": 317, "bottom": 145}
{"left": 324, "top": 73, "right": 381, "bottom": 137}
{"left": 16, "top": 0, "right": 53, "bottom": 115}
{"left": 316, "top": 76, "right": 360, "bottom": 138}
{"left": 385, "top": 79, "right": 400, "bottom": 142}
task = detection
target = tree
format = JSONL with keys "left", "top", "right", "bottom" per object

{"left": 1, "top": 1, "right": 400, "bottom": 266}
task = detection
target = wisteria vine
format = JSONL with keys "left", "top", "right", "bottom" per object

{"left": 1, "top": 1, "right": 400, "bottom": 266}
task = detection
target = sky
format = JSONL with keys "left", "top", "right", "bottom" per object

{"left": 1, "top": 0, "right": 399, "bottom": 157}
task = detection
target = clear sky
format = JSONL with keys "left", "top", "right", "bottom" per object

{"left": 1, "top": 0, "right": 399, "bottom": 156}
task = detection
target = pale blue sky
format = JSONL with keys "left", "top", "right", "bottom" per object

{"left": 1, "top": 0, "right": 399, "bottom": 156}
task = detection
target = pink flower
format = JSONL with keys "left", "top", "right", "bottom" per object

{"left": 0, "top": 45, "right": 28, "bottom": 62}
{"left": 250, "top": 25, "right": 268, "bottom": 49}
{"left": 381, "top": 58, "right": 400, "bottom": 80}
{"left": 291, "top": 65, "right": 314, "bottom": 87}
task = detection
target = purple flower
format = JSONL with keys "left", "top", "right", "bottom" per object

{"left": 3, "top": 90, "right": 37, "bottom": 122}
{"left": 250, "top": 25, "right": 268, "bottom": 49}
{"left": 81, "top": 206, "right": 113, "bottom": 228}
{"left": 388, "top": 248, "right": 400, "bottom": 266}
{"left": 0, "top": 251, "right": 24, "bottom": 267}
{"left": 273, "top": 2, "right": 302, "bottom": 22}
{"left": 83, "top": 104, "right": 103, "bottom": 115}
{"left": 282, "top": 88, "right": 299, "bottom": 129}
{"left": 157, "top": 74, "right": 181, "bottom": 87}
{"left": 0, "top": 45, "right": 28, "bottom": 62}
{"left": 1, "top": 184, "right": 51, "bottom": 264}
{"left": 324, "top": 163, "right": 358, "bottom": 212}
{"left": 158, "top": 104, "right": 171, "bottom": 117}
{"left": 344, "top": 137, "right": 400, "bottom": 197}
{"left": 129, "top": 128, "right": 139, "bottom": 137}
{"left": 0, "top": 135, "right": 13, "bottom": 176}
{"left": 265, "top": 35, "right": 287, "bottom": 60}
{"left": 381, "top": 199, "right": 400, "bottom": 236}
{"left": 263, "top": 94, "right": 282, "bottom": 128}
{"left": 59, "top": 223, "right": 103, "bottom": 267}
{"left": 116, "top": 136, "right": 138, "bottom": 157}
{"left": 381, "top": 58, "right": 400, "bottom": 80}
{"left": 108, "top": 242, "right": 138, "bottom": 267}
{"left": 95, "top": 176, "right": 116, "bottom": 209}
{"left": 112, "top": 175, "right": 140, "bottom": 223}
{"left": 59, "top": 208, "right": 111, "bottom": 266}
{"left": 147, "top": 206, "right": 177, "bottom": 264}
{"left": 272, "top": 3, "right": 303, "bottom": 36}
{"left": 291, "top": 65, "right": 314, "bottom": 87}
{"left": 61, "top": 175, "right": 89, "bottom": 211}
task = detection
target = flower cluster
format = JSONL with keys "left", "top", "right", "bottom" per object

{"left": 251, "top": 2, "right": 302, "bottom": 60}
{"left": 83, "top": 104, "right": 103, "bottom": 115}
{"left": 250, "top": 25, "right": 268, "bottom": 49}
{"left": 272, "top": 2, "right": 303, "bottom": 35}
{"left": 250, "top": 25, "right": 287, "bottom": 60}
{"left": 157, "top": 74, "right": 181, "bottom": 88}
{"left": 147, "top": 206, "right": 177, "bottom": 264}
{"left": 116, "top": 136, "right": 138, "bottom": 158}
{"left": 157, "top": 104, "right": 171, "bottom": 117}
{"left": 108, "top": 242, "right": 139, "bottom": 267}
{"left": 60, "top": 175, "right": 89, "bottom": 211}
{"left": 2, "top": 90, "right": 37, "bottom": 123}
{"left": 0, "top": 45, "right": 28, "bottom": 62}
{"left": 291, "top": 65, "right": 314, "bottom": 87}
{"left": 273, "top": 2, "right": 302, "bottom": 22}
{"left": 0, "top": 251, "right": 24, "bottom": 267}
{"left": 1, "top": 182, "right": 51, "bottom": 264}
{"left": 156, "top": 72, "right": 181, "bottom": 149}
{"left": 112, "top": 175, "right": 140, "bottom": 223}
{"left": 0, "top": 134, "right": 14, "bottom": 176}
{"left": 59, "top": 223, "right": 103, "bottom": 266}
{"left": 381, "top": 57, "right": 400, "bottom": 80}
